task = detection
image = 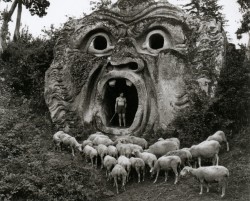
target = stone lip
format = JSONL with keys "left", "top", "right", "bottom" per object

{"left": 96, "top": 70, "right": 148, "bottom": 135}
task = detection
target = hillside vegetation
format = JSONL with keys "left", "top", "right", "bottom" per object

{"left": 0, "top": 27, "right": 249, "bottom": 200}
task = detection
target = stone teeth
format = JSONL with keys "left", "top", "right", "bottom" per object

{"left": 109, "top": 80, "right": 116, "bottom": 87}
{"left": 126, "top": 79, "right": 132, "bottom": 87}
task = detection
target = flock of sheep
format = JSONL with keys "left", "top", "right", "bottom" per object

{"left": 53, "top": 130, "right": 230, "bottom": 197}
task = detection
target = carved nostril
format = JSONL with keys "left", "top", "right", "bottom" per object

{"left": 106, "top": 62, "right": 114, "bottom": 72}
{"left": 129, "top": 62, "right": 138, "bottom": 70}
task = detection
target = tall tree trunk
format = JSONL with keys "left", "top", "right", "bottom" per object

{"left": 0, "top": 0, "right": 18, "bottom": 53}
{"left": 246, "top": 30, "right": 250, "bottom": 60}
{"left": 13, "top": 0, "right": 22, "bottom": 41}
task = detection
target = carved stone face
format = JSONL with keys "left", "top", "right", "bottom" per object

{"left": 45, "top": 0, "right": 226, "bottom": 135}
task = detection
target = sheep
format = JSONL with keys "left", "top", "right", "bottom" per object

{"left": 116, "top": 141, "right": 132, "bottom": 157}
{"left": 103, "top": 155, "right": 118, "bottom": 180}
{"left": 118, "top": 155, "right": 131, "bottom": 181}
{"left": 83, "top": 145, "right": 98, "bottom": 167}
{"left": 107, "top": 145, "right": 118, "bottom": 159}
{"left": 189, "top": 140, "right": 221, "bottom": 167}
{"left": 129, "top": 136, "right": 148, "bottom": 149}
{"left": 110, "top": 164, "right": 128, "bottom": 194}
{"left": 82, "top": 139, "right": 93, "bottom": 148}
{"left": 180, "top": 166, "right": 229, "bottom": 198}
{"left": 206, "top": 130, "right": 229, "bottom": 151}
{"left": 114, "top": 136, "right": 133, "bottom": 145}
{"left": 53, "top": 131, "right": 70, "bottom": 151}
{"left": 181, "top": 148, "right": 193, "bottom": 166}
{"left": 165, "top": 150, "right": 192, "bottom": 167}
{"left": 97, "top": 144, "right": 108, "bottom": 168}
{"left": 93, "top": 136, "right": 114, "bottom": 146}
{"left": 133, "top": 149, "right": 157, "bottom": 171}
{"left": 129, "top": 157, "right": 145, "bottom": 183}
{"left": 150, "top": 155, "right": 181, "bottom": 184}
{"left": 61, "top": 135, "right": 82, "bottom": 157}
{"left": 158, "top": 137, "right": 180, "bottom": 149}
{"left": 146, "top": 140, "right": 179, "bottom": 158}
{"left": 114, "top": 136, "right": 148, "bottom": 149}
{"left": 87, "top": 132, "right": 109, "bottom": 141}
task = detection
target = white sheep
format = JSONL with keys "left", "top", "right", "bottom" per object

{"left": 129, "top": 136, "right": 148, "bottom": 149}
{"left": 116, "top": 141, "right": 132, "bottom": 157}
{"left": 61, "top": 135, "right": 82, "bottom": 157}
{"left": 189, "top": 140, "right": 221, "bottom": 167}
{"left": 206, "top": 130, "right": 229, "bottom": 151}
{"left": 83, "top": 145, "right": 98, "bottom": 167}
{"left": 129, "top": 157, "right": 145, "bottom": 183}
{"left": 150, "top": 155, "right": 181, "bottom": 184}
{"left": 165, "top": 149, "right": 192, "bottom": 167}
{"left": 158, "top": 137, "right": 180, "bottom": 149}
{"left": 103, "top": 155, "right": 118, "bottom": 180}
{"left": 114, "top": 136, "right": 133, "bottom": 145}
{"left": 87, "top": 132, "right": 109, "bottom": 141}
{"left": 133, "top": 149, "right": 157, "bottom": 171}
{"left": 93, "top": 136, "right": 114, "bottom": 146}
{"left": 82, "top": 139, "right": 93, "bottom": 148}
{"left": 97, "top": 144, "right": 108, "bottom": 168}
{"left": 146, "top": 140, "right": 179, "bottom": 158}
{"left": 180, "top": 148, "right": 193, "bottom": 166}
{"left": 180, "top": 166, "right": 229, "bottom": 198}
{"left": 118, "top": 155, "right": 131, "bottom": 181}
{"left": 110, "top": 164, "right": 128, "bottom": 194}
{"left": 53, "top": 131, "right": 70, "bottom": 151}
{"left": 107, "top": 145, "right": 118, "bottom": 159}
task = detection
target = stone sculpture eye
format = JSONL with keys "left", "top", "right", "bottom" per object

{"left": 87, "top": 32, "right": 114, "bottom": 56}
{"left": 142, "top": 30, "right": 172, "bottom": 54}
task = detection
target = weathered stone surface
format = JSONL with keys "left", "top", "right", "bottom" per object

{"left": 44, "top": 0, "right": 227, "bottom": 136}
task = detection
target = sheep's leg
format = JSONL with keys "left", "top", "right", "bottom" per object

{"left": 153, "top": 170, "right": 159, "bottom": 183}
{"left": 71, "top": 146, "right": 75, "bottom": 157}
{"left": 114, "top": 177, "right": 119, "bottom": 194}
{"left": 122, "top": 175, "right": 126, "bottom": 192}
{"left": 136, "top": 167, "right": 140, "bottom": 183}
{"left": 213, "top": 154, "right": 219, "bottom": 166}
{"left": 205, "top": 183, "right": 209, "bottom": 192}
{"left": 101, "top": 156, "right": 104, "bottom": 169}
{"left": 90, "top": 157, "right": 94, "bottom": 167}
{"left": 142, "top": 167, "right": 145, "bottom": 182}
{"left": 127, "top": 167, "right": 131, "bottom": 182}
{"left": 173, "top": 168, "right": 179, "bottom": 184}
{"left": 226, "top": 142, "right": 229, "bottom": 152}
{"left": 198, "top": 157, "right": 201, "bottom": 167}
{"left": 199, "top": 180, "right": 204, "bottom": 195}
{"left": 95, "top": 157, "right": 98, "bottom": 168}
{"left": 221, "top": 185, "right": 226, "bottom": 197}
{"left": 164, "top": 171, "right": 168, "bottom": 182}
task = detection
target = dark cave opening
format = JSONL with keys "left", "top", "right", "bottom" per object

{"left": 103, "top": 78, "right": 138, "bottom": 128}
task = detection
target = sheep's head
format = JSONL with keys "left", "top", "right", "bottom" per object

{"left": 150, "top": 167, "right": 156, "bottom": 177}
{"left": 77, "top": 145, "right": 83, "bottom": 152}
{"left": 180, "top": 166, "right": 192, "bottom": 177}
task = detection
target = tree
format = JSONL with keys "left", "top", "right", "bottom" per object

{"left": 90, "top": 0, "right": 112, "bottom": 11}
{"left": 0, "top": 0, "right": 50, "bottom": 53}
{"left": 236, "top": 0, "right": 250, "bottom": 59}
{"left": 183, "top": 0, "right": 225, "bottom": 24}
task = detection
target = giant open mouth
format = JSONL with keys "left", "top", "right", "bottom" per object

{"left": 95, "top": 70, "right": 148, "bottom": 135}
{"left": 103, "top": 78, "right": 138, "bottom": 127}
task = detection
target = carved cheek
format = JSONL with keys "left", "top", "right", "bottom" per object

{"left": 155, "top": 52, "right": 187, "bottom": 127}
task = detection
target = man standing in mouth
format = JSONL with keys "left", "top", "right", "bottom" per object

{"left": 115, "top": 92, "right": 127, "bottom": 127}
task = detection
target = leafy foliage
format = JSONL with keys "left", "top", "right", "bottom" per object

{"left": 165, "top": 44, "right": 250, "bottom": 147}
{"left": 183, "top": 0, "right": 226, "bottom": 25}
{"left": 90, "top": 0, "right": 112, "bottom": 11}
{"left": 1, "top": 26, "right": 60, "bottom": 112}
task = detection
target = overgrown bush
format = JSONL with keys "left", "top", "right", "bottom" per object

{"left": 1, "top": 26, "right": 60, "bottom": 112}
{"left": 167, "top": 44, "right": 250, "bottom": 147}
